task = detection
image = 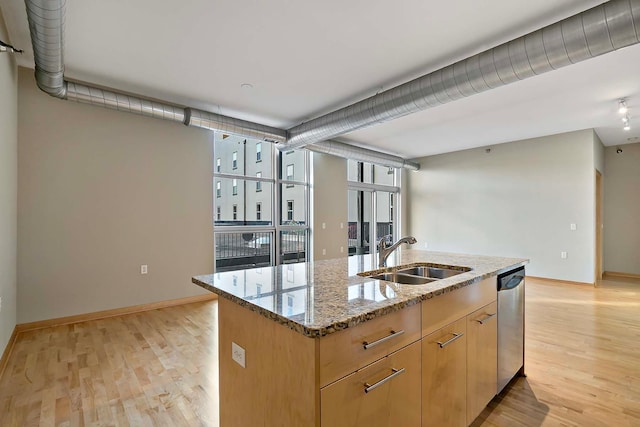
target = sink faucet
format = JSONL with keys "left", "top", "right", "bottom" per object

{"left": 378, "top": 235, "right": 417, "bottom": 267}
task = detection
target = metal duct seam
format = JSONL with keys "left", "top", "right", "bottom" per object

{"left": 307, "top": 140, "right": 420, "bottom": 171}
{"left": 185, "top": 108, "right": 288, "bottom": 143}
{"left": 284, "top": 0, "right": 640, "bottom": 149}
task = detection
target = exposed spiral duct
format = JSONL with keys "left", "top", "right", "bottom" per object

{"left": 24, "top": 0, "right": 420, "bottom": 168}
{"left": 284, "top": 0, "right": 640, "bottom": 149}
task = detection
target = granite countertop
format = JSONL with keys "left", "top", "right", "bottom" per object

{"left": 192, "top": 249, "right": 528, "bottom": 338}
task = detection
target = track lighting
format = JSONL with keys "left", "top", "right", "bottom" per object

{"left": 618, "top": 99, "right": 631, "bottom": 131}
{"left": 618, "top": 99, "right": 628, "bottom": 114}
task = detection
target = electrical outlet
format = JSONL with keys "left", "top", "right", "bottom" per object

{"left": 561, "top": 252, "right": 568, "bottom": 259}
{"left": 340, "top": 222, "right": 344, "bottom": 229}
{"left": 340, "top": 246, "right": 344, "bottom": 253}
{"left": 141, "top": 264, "right": 148, "bottom": 274}
{"left": 0, "top": 296, "right": 2, "bottom": 313}
{"left": 322, "top": 249, "right": 326, "bottom": 256}
{"left": 322, "top": 222, "right": 326, "bottom": 229}
{"left": 232, "top": 342, "right": 246, "bottom": 368}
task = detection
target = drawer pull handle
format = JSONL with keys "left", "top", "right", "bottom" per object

{"left": 476, "top": 313, "right": 497, "bottom": 325}
{"left": 364, "top": 368, "right": 406, "bottom": 393}
{"left": 437, "top": 332, "right": 464, "bottom": 348}
{"left": 363, "top": 329, "right": 405, "bottom": 350}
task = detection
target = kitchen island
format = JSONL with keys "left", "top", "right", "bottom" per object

{"left": 193, "top": 250, "right": 528, "bottom": 427}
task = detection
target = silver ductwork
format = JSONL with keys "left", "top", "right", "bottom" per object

{"left": 24, "top": 0, "right": 420, "bottom": 169}
{"left": 307, "top": 140, "right": 419, "bottom": 170}
{"left": 67, "top": 82, "right": 186, "bottom": 123}
{"left": 26, "top": 0, "right": 67, "bottom": 98}
{"left": 284, "top": 0, "right": 640, "bottom": 149}
{"left": 185, "top": 108, "right": 287, "bottom": 143}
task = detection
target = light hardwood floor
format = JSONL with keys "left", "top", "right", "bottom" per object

{"left": 1, "top": 276, "right": 639, "bottom": 426}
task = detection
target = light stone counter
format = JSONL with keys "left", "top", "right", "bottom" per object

{"left": 192, "top": 249, "right": 528, "bottom": 338}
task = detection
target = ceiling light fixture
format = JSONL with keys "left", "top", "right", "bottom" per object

{"left": 622, "top": 115, "right": 630, "bottom": 123}
{"left": 618, "top": 99, "right": 628, "bottom": 114}
{"left": 624, "top": 119, "right": 631, "bottom": 131}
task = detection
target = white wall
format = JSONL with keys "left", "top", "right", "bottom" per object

{"left": 18, "top": 68, "right": 213, "bottom": 323}
{"left": 0, "top": 7, "right": 18, "bottom": 355}
{"left": 407, "top": 129, "right": 597, "bottom": 283}
{"left": 603, "top": 143, "right": 640, "bottom": 275}
{"left": 312, "top": 153, "right": 348, "bottom": 260}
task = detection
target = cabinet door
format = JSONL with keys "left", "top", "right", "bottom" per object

{"left": 422, "top": 317, "right": 467, "bottom": 427}
{"left": 467, "top": 301, "right": 498, "bottom": 424}
{"left": 321, "top": 341, "right": 421, "bottom": 427}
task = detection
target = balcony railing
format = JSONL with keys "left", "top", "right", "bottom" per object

{"left": 215, "top": 230, "right": 307, "bottom": 271}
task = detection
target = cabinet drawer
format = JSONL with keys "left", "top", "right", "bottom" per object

{"left": 321, "top": 340, "right": 421, "bottom": 427}
{"left": 422, "top": 277, "right": 496, "bottom": 336}
{"left": 319, "top": 303, "right": 421, "bottom": 387}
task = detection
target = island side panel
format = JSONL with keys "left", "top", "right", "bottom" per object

{"left": 218, "top": 298, "right": 320, "bottom": 426}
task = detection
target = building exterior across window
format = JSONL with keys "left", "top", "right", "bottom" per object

{"left": 213, "top": 132, "right": 309, "bottom": 271}
{"left": 347, "top": 161, "right": 400, "bottom": 256}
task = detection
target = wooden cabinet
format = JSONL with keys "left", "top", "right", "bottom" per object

{"left": 321, "top": 341, "right": 421, "bottom": 427}
{"left": 422, "top": 317, "right": 467, "bottom": 427}
{"left": 421, "top": 278, "right": 498, "bottom": 427}
{"left": 217, "top": 276, "right": 503, "bottom": 427}
{"left": 320, "top": 303, "right": 421, "bottom": 387}
{"left": 466, "top": 301, "right": 498, "bottom": 424}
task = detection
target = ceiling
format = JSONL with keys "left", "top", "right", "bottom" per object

{"left": 1, "top": 0, "right": 639, "bottom": 158}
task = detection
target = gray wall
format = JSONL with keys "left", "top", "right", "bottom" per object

{"left": 312, "top": 153, "right": 348, "bottom": 260}
{"left": 18, "top": 68, "right": 213, "bottom": 323}
{"left": 0, "top": 8, "right": 18, "bottom": 355}
{"left": 603, "top": 143, "right": 640, "bottom": 275}
{"left": 407, "top": 129, "right": 598, "bottom": 284}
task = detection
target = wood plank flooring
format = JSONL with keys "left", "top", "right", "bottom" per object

{"left": 0, "top": 302, "right": 219, "bottom": 426}
{"left": 473, "top": 276, "right": 640, "bottom": 427}
{"left": 0, "top": 276, "right": 638, "bottom": 426}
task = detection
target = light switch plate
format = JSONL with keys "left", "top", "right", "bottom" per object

{"left": 232, "top": 342, "right": 246, "bottom": 368}
{"left": 570, "top": 223, "right": 577, "bottom": 231}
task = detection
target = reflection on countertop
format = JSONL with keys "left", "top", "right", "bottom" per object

{"left": 192, "top": 249, "right": 527, "bottom": 337}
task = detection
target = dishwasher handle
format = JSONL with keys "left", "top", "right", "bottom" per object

{"left": 498, "top": 267, "right": 525, "bottom": 291}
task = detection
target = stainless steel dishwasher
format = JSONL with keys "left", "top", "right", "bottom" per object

{"left": 497, "top": 266, "right": 525, "bottom": 393}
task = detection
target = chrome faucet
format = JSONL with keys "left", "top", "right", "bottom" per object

{"left": 378, "top": 235, "right": 417, "bottom": 267}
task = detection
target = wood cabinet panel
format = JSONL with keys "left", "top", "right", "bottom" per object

{"left": 422, "top": 317, "right": 467, "bottom": 427}
{"left": 320, "top": 303, "right": 421, "bottom": 387}
{"left": 218, "top": 298, "right": 319, "bottom": 427}
{"left": 422, "top": 277, "right": 496, "bottom": 337}
{"left": 467, "top": 301, "right": 498, "bottom": 424}
{"left": 321, "top": 341, "right": 421, "bottom": 427}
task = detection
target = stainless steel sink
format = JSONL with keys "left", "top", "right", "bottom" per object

{"left": 397, "top": 266, "right": 467, "bottom": 279}
{"left": 359, "top": 262, "right": 472, "bottom": 285}
{"left": 370, "top": 272, "right": 436, "bottom": 285}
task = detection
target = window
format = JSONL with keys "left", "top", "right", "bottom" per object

{"left": 286, "top": 164, "right": 294, "bottom": 187}
{"left": 287, "top": 200, "right": 294, "bottom": 221}
{"left": 347, "top": 160, "right": 400, "bottom": 256}
{"left": 216, "top": 158, "right": 221, "bottom": 173}
{"left": 213, "top": 132, "right": 309, "bottom": 271}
